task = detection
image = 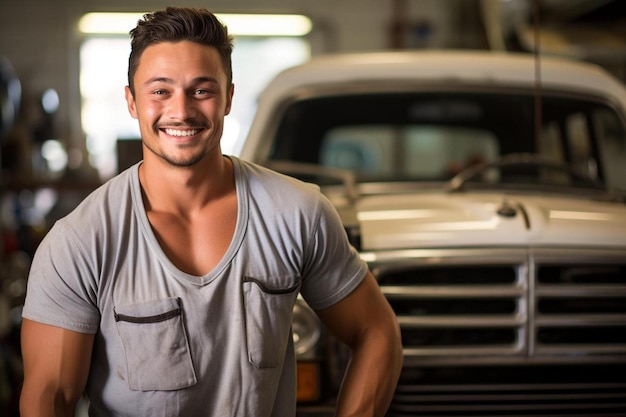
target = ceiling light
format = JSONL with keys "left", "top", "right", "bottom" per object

{"left": 78, "top": 12, "right": 312, "bottom": 36}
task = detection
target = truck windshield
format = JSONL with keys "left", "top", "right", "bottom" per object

{"left": 269, "top": 92, "right": 626, "bottom": 191}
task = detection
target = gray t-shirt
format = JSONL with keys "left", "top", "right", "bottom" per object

{"left": 22, "top": 156, "right": 368, "bottom": 417}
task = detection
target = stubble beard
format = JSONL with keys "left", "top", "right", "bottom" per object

{"left": 143, "top": 124, "right": 218, "bottom": 168}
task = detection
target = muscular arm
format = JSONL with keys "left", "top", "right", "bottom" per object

{"left": 316, "top": 271, "right": 403, "bottom": 417}
{"left": 20, "top": 318, "right": 95, "bottom": 417}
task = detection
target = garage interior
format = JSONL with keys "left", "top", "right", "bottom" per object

{"left": 1, "top": 1, "right": 626, "bottom": 416}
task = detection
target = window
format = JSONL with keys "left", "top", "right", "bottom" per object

{"left": 594, "top": 108, "right": 626, "bottom": 191}
{"left": 320, "top": 125, "right": 498, "bottom": 180}
{"left": 271, "top": 91, "right": 626, "bottom": 190}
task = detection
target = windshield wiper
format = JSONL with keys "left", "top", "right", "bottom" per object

{"left": 447, "top": 153, "right": 607, "bottom": 193}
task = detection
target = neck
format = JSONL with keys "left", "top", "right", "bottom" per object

{"left": 139, "top": 153, "right": 235, "bottom": 215}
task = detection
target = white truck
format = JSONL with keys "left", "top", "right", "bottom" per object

{"left": 238, "top": 50, "right": 626, "bottom": 416}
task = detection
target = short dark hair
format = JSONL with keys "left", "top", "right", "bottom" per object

{"left": 127, "top": 7, "right": 234, "bottom": 95}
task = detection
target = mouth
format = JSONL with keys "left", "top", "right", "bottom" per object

{"left": 162, "top": 128, "right": 202, "bottom": 137}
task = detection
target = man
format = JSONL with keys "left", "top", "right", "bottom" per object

{"left": 20, "top": 7, "right": 402, "bottom": 417}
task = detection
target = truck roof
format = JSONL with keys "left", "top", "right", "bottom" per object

{"left": 258, "top": 50, "right": 626, "bottom": 112}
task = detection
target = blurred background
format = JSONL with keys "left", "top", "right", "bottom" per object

{"left": 0, "top": 0, "right": 625, "bottom": 415}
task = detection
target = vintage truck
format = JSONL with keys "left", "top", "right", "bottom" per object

{"left": 237, "top": 50, "right": 626, "bottom": 416}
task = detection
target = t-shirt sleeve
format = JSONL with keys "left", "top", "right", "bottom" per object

{"left": 21, "top": 220, "right": 100, "bottom": 334}
{"left": 299, "top": 193, "right": 369, "bottom": 310}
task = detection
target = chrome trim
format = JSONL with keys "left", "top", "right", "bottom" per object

{"left": 369, "top": 246, "right": 626, "bottom": 364}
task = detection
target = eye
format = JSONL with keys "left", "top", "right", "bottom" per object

{"left": 152, "top": 89, "right": 168, "bottom": 96}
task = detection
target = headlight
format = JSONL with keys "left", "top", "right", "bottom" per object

{"left": 292, "top": 297, "right": 321, "bottom": 358}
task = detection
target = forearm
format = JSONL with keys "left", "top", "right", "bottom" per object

{"left": 334, "top": 329, "right": 403, "bottom": 417}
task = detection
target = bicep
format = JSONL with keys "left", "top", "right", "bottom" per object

{"left": 315, "top": 271, "right": 399, "bottom": 348}
{"left": 20, "top": 318, "right": 94, "bottom": 412}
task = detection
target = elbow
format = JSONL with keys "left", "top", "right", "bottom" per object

{"left": 390, "top": 316, "right": 404, "bottom": 378}
{"left": 358, "top": 314, "right": 403, "bottom": 377}
{"left": 20, "top": 383, "right": 80, "bottom": 417}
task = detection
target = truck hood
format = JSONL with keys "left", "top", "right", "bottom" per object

{"left": 351, "top": 192, "right": 626, "bottom": 250}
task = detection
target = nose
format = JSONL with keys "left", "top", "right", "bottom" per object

{"left": 168, "top": 91, "right": 197, "bottom": 121}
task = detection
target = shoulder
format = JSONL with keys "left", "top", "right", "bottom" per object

{"left": 71, "top": 165, "right": 135, "bottom": 213}
{"left": 51, "top": 165, "right": 138, "bottom": 238}
{"left": 32, "top": 166, "right": 139, "bottom": 280}
{"left": 231, "top": 156, "right": 323, "bottom": 206}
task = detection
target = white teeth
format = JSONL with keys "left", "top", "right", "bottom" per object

{"left": 164, "top": 128, "right": 199, "bottom": 137}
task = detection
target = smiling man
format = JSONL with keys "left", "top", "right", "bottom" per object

{"left": 19, "top": 6, "right": 402, "bottom": 417}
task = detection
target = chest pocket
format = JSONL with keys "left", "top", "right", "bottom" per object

{"left": 243, "top": 276, "right": 301, "bottom": 368}
{"left": 114, "top": 297, "right": 197, "bottom": 391}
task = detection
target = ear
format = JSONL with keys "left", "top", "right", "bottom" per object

{"left": 125, "top": 86, "right": 138, "bottom": 119}
{"left": 225, "top": 83, "right": 235, "bottom": 116}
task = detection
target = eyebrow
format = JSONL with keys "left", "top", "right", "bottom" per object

{"left": 143, "top": 76, "right": 220, "bottom": 86}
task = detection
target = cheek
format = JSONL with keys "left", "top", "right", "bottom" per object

{"left": 136, "top": 101, "right": 162, "bottom": 123}
{"left": 209, "top": 98, "right": 231, "bottom": 117}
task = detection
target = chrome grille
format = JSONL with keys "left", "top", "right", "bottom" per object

{"left": 365, "top": 248, "right": 626, "bottom": 416}
{"left": 534, "top": 260, "right": 626, "bottom": 356}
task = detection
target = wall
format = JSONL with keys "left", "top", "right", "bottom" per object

{"left": 0, "top": 0, "right": 475, "bottom": 180}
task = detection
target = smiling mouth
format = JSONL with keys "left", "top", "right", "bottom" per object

{"left": 163, "top": 128, "right": 201, "bottom": 137}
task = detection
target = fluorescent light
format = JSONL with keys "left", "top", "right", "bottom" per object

{"left": 79, "top": 13, "right": 141, "bottom": 34}
{"left": 79, "top": 12, "right": 312, "bottom": 36}
{"left": 221, "top": 14, "right": 312, "bottom": 36}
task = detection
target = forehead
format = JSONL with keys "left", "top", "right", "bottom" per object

{"left": 135, "top": 40, "right": 227, "bottom": 82}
